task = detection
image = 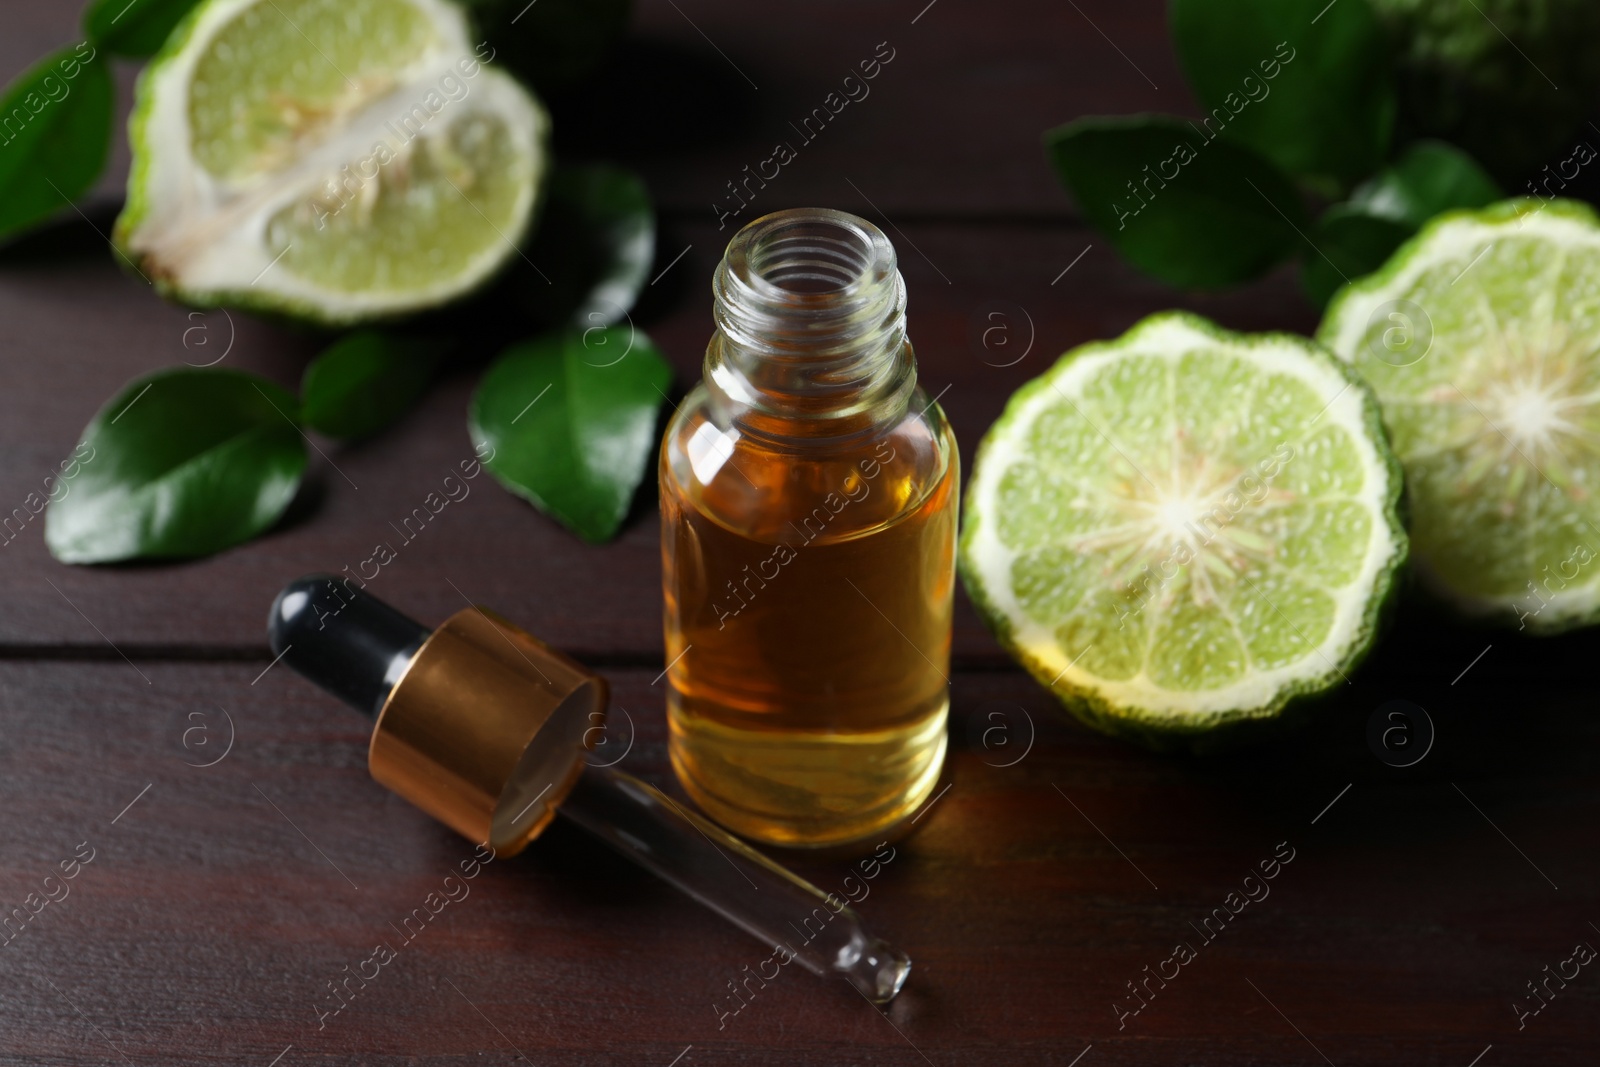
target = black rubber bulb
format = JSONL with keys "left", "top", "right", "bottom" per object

{"left": 267, "top": 575, "right": 431, "bottom": 719}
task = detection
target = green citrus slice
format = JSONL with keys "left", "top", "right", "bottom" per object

{"left": 1320, "top": 199, "right": 1600, "bottom": 631}
{"left": 961, "top": 312, "right": 1405, "bottom": 747}
{"left": 115, "top": 0, "right": 548, "bottom": 325}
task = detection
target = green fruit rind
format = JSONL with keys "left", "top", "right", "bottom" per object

{"left": 116, "top": 0, "right": 206, "bottom": 251}
{"left": 115, "top": 0, "right": 548, "bottom": 326}
{"left": 1319, "top": 198, "right": 1600, "bottom": 632}
{"left": 961, "top": 311, "right": 1407, "bottom": 751}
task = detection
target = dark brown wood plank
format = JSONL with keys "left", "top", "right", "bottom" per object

{"left": 4, "top": 4, "right": 1596, "bottom": 1063}
{"left": 0, "top": 662, "right": 1594, "bottom": 1065}
{"left": 0, "top": 0, "right": 1247, "bottom": 655}
{"left": 0, "top": 221, "right": 1317, "bottom": 654}
{"left": 593, "top": 0, "right": 1178, "bottom": 219}
{"left": 0, "top": 1, "right": 1184, "bottom": 222}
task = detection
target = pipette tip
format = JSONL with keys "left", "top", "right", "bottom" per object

{"left": 840, "top": 934, "right": 911, "bottom": 1004}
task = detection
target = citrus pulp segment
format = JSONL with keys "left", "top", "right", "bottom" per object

{"left": 116, "top": 0, "right": 547, "bottom": 324}
{"left": 1320, "top": 199, "right": 1600, "bottom": 631}
{"left": 961, "top": 312, "right": 1405, "bottom": 746}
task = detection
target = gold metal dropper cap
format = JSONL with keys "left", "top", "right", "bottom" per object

{"left": 369, "top": 606, "right": 607, "bottom": 857}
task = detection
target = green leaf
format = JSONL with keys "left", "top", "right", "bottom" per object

{"left": 0, "top": 44, "right": 113, "bottom": 243}
{"left": 1300, "top": 204, "right": 1412, "bottom": 309}
{"left": 1344, "top": 140, "right": 1501, "bottom": 229}
{"left": 1302, "top": 142, "right": 1501, "bottom": 309}
{"left": 1170, "top": 0, "right": 1395, "bottom": 187}
{"left": 515, "top": 163, "right": 655, "bottom": 329}
{"left": 469, "top": 328, "right": 672, "bottom": 543}
{"left": 301, "top": 331, "right": 447, "bottom": 442}
{"left": 83, "top": 0, "right": 202, "bottom": 57}
{"left": 1045, "top": 115, "right": 1308, "bottom": 288}
{"left": 45, "top": 369, "right": 308, "bottom": 563}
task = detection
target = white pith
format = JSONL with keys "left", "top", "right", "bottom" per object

{"left": 1323, "top": 207, "right": 1600, "bottom": 625}
{"left": 1071, "top": 438, "right": 1287, "bottom": 612}
{"left": 967, "top": 316, "right": 1400, "bottom": 718}
{"left": 122, "top": 0, "right": 546, "bottom": 319}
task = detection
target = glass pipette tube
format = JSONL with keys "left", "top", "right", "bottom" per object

{"left": 268, "top": 575, "right": 910, "bottom": 1004}
{"left": 563, "top": 766, "right": 910, "bottom": 1002}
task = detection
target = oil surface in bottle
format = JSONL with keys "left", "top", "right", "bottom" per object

{"left": 661, "top": 403, "right": 956, "bottom": 848}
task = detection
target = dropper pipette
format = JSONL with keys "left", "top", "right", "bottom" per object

{"left": 268, "top": 575, "right": 910, "bottom": 1003}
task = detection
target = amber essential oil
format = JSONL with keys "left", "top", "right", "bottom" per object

{"left": 660, "top": 208, "right": 957, "bottom": 848}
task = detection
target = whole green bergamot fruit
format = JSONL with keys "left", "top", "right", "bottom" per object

{"left": 1371, "top": 0, "right": 1600, "bottom": 183}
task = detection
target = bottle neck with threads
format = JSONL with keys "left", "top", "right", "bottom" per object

{"left": 704, "top": 208, "right": 918, "bottom": 444}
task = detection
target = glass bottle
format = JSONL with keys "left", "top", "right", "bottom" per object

{"left": 659, "top": 207, "right": 958, "bottom": 849}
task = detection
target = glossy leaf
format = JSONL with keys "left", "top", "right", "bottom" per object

{"left": 83, "top": 0, "right": 203, "bottom": 57}
{"left": 0, "top": 44, "right": 113, "bottom": 242}
{"left": 1300, "top": 204, "right": 1412, "bottom": 309}
{"left": 1345, "top": 141, "right": 1501, "bottom": 229}
{"left": 1303, "top": 142, "right": 1501, "bottom": 309}
{"left": 1046, "top": 115, "right": 1308, "bottom": 288}
{"left": 470, "top": 328, "right": 672, "bottom": 543}
{"left": 301, "top": 331, "right": 447, "bottom": 442}
{"left": 45, "top": 369, "right": 308, "bottom": 563}
{"left": 515, "top": 163, "right": 655, "bottom": 329}
{"left": 1170, "top": 0, "right": 1395, "bottom": 187}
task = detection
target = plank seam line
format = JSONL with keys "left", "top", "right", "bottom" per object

{"left": 0, "top": 645, "right": 1027, "bottom": 672}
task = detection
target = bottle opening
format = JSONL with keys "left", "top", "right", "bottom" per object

{"left": 709, "top": 207, "right": 913, "bottom": 435}
{"left": 744, "top": 211, "right": 883, "bottom": 296}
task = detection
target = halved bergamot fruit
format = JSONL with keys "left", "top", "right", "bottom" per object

{"left": 1321, "top": 198, "right": 1600, "bottom": 631}
{"left": 115, "top": 0, "right": 548, "bottom": 324}
{"left": 961, "top": 312, "right": 1406, "bottom": 748}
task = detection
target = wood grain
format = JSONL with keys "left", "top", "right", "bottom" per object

{"left": 0, "top": 221, "right": 1317, "bottom": 655}
{"left": 0, "top": 0, "right": 1596, "bottom": 1063}
{"left": 0, "top": 663, "right": 1594, "bottom": 1066}
{"left": 0, "top": 0, "right": 1186, "bottom": 220}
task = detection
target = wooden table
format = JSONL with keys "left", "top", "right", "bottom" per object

{"left": 2, "top": 2, "right": 1596, "bottom": 1064}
